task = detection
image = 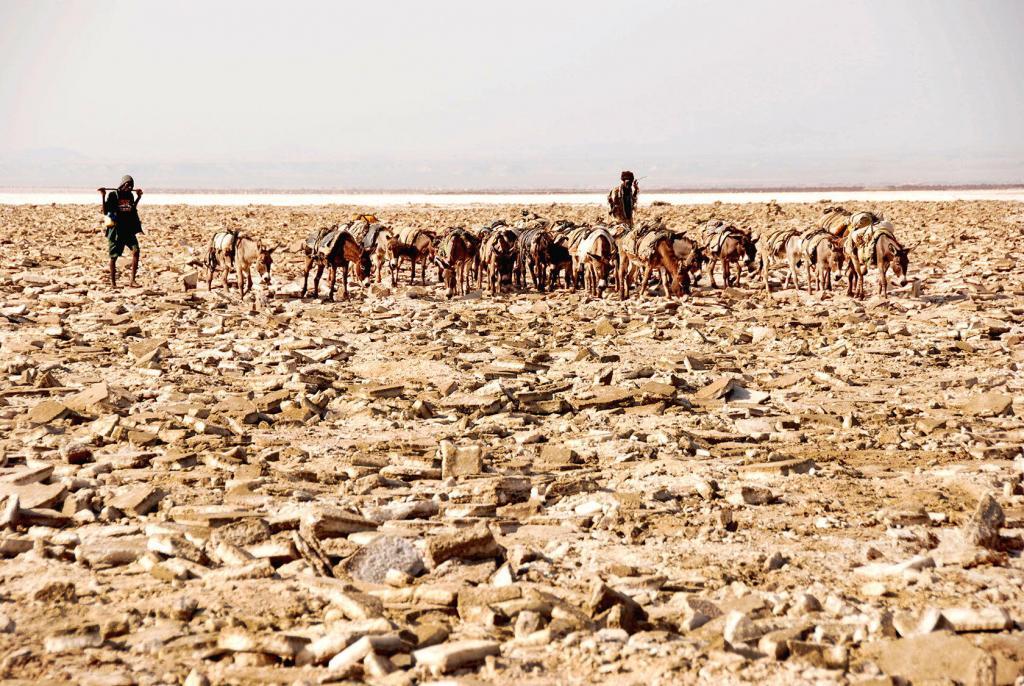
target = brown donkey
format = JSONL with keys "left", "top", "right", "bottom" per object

{"left": 478, "top": 227, "right": 518, "bottom": 295}
{"left": 700, "top": 220, "right": 758, "bottom": 288}
{"left": 387, "top": 227, "right": 437, "bottom": 286}
{"left": 668, "top": 233, "right": 705, "bottom": 295}
{"left": 435, "top": 228, "right": 480, "bottom": 298}
{"left": 347, "top": 219, "right": 388, "bottom": 282}
{"left": 301, "top": 226, "right": 367, "bottom": 300}
{"left": 207, "top": 231, "right": 274, "bottom": 297}
{"left": 845, "top": 221, "right": 911, "bottom": 299}
{"left": 617, "top": 227, "right": 685, "bottom": 298}
{"left": 546, "top": 238, "right": 575, "bottom": 290}
{"left": 801, "top": 230, "right": 845, "bottom": 294}
{"left": 514, "top": 227, "right": 552, "bottom": 292}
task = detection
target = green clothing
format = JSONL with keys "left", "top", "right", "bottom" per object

{"left": 106, "top": 223, "right": 140, "bottom": 258}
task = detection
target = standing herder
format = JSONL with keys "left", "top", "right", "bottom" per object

{"left": 608, "top": 170, "right": 639, "bottom": 227}
{"left": 98, "top": 175, "right": 143, "bottom": 287}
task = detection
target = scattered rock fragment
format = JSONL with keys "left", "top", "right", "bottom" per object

{"left": 413, "top": 639, "right": 500, "bottom": 676}
{"left": 962, "top": 493, "right": 1005, "bottom": 550}
{"left": 345, "top": 536, "right": 424, "bottom": 583}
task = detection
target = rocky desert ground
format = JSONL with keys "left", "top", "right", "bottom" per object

{"left": 0, "top": 199, "right": 1022, "bottom": 685}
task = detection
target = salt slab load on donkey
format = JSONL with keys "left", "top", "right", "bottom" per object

{"left": 300, "top": 224, "right": 367, "bottom": 300}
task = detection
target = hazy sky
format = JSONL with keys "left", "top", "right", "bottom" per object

{"left": 1, "top": 0, "right": 1022, "bottom": 189}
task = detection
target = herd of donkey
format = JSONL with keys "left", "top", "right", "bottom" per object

{"left": 205, "top": 204, "right": 913, "bottom": 303}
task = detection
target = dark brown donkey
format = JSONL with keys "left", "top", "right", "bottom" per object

{"left": 435, "top": 227, "right": 480, "bottom": 298}
{"left": 546, "top": 240, "right": 575, "bottom": 290}
{"left": 668, "top": 232, "right": 705, "bottom": 295}
{"left": 207, "top": 231, "right": 274, "bottom": 297}
{"left": 514, "top": 227, "right": 552, "bottom": 291}
{"left": 347, "top": 219, "right": 387, "bottom": 281}
{"left": 301, "top": 225, "right": 367, "bottom": 300}
{"left": 387, "top": 227, "right": 437, "bottom": 286}
{"left": 700, "top": 220, "right": 758, "bottom": 288}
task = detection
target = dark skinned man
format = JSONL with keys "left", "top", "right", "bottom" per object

{"left": 98, "top": 175, "right": 143, "bottom": 287}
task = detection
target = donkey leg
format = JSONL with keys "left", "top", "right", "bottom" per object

{"left": 313, "top": 264, "right": 324, "bottom": 297}
{"left": 639, "top": 264, "right": 653, "bottom": 298}
{"left": 667, "top": 266, "right": 679, "bottom": 297}
{"left": 342, "top": 263, "right": 350, "bottom": 300}
{"left": 325, "top": 266, "right": 337, "bottom": 301}
{"left": 659, "top": 266, "right": 672, "bottom": 297}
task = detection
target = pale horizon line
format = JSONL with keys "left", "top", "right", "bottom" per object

{"left": 3, "top": 182, "right": 1023, "bottom": 195}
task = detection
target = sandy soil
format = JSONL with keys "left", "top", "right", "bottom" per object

{"left": 0, "top": 200, "right": 1022, "bottom": 685}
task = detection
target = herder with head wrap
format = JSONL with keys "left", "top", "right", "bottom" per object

{"left": 608, "top": 170, "right": 639, "bottom": 227}
{"left": 98, "top": 175, "right": 144, "bottom": 287}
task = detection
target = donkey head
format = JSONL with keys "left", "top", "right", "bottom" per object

{"left": 356, "top": 247, "right": 371, "bottom": 282}
{"left": 744, "top": 235, "right": 759, "bottom": 271}
{"left": 831, "top": 239, "right": 846, "bottom": 273}
{"left": 892, "top": 245, "right": 911, "bottom": 286}
{"left": 688, "top": 244, "right": 707, "bottom": 285}
{"left": 255, "top": 244, "right": 275, "bottom": 285}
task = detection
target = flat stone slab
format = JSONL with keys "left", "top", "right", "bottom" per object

{"left": 737, "top": 458, "right": 816, "bottom": 478}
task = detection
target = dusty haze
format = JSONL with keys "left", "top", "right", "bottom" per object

{"left": 1, "top": 0, "right": 1022, "bottom": 189}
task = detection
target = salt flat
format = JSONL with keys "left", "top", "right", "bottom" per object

{"left": 0, "top": 199, "right": 1022, "bottom": 684}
